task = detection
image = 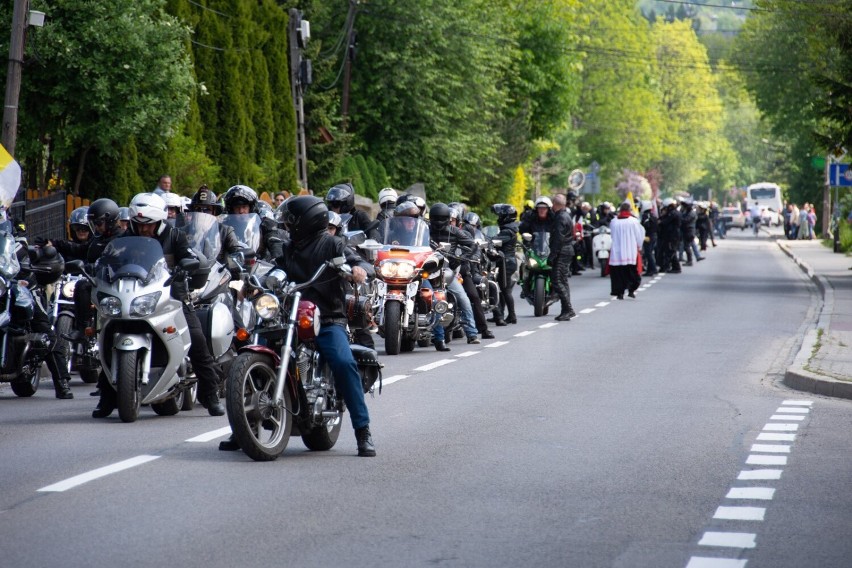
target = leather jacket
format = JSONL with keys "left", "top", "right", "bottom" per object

{"left": 429, "top": 224, "right": 476, "bottom": 271}
{"left": 548, "top": 208, "right": 575, "bottom": 261}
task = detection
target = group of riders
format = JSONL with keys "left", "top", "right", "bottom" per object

{"left": 1, "top": 180, "right": 720, "bottom": 457}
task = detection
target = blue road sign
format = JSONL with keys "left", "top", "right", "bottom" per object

{"left": 830, "top": 164, "right": 852, "bottom": 187}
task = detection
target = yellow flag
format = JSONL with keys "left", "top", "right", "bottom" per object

{"left": 0, "top": 143, "right": 21, "bottom": 208}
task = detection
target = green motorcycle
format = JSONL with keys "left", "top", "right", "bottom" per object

{"left": 520, "top": 231, "right": 558, "bottom": 317}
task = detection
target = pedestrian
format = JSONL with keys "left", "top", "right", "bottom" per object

{"left": 609, "top": 201, "right": 645, "bottom": 299}
{"left": 152, "top": 174, "right": 172, "bottom": 196}
{"left": 807, "top": 205, "right": 816, "bottom": 239}
{"left": 548, "top": 194, "right": 577, "bottom": 321}
{"left": 798, "top": 204, "right": 809, "bottom": 240}
{"left": 640, "top": 201, "right": 658, "bottom": 276}
{"left": 274, "top": 192, "right": 286, "bottom": 207}
{"left": 790, "top": 203, "right": 800, "bottom": 239}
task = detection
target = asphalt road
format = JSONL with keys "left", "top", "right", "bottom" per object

{"left": 0, "top": 230, "right": 850, "bottom": 568}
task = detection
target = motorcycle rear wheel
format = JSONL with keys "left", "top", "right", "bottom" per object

{"left": 10, "top": 367, "right": 41, "bottom": 397}
{"left": 600, "top": 259, "right": 608, "bottom": 278}
{"left": 301, "top": 415, "right": 342, "bottom": 451}
{"left": 151, "top": 396, "right": 180, "bottom": 416}
{"left": 117, "top": 351, "right": 141, "bottom": 423}
{"left": 226, "top": 352, "right": 292, "bottom": 462}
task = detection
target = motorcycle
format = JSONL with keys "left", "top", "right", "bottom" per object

{"left": 225, "top": 257, "right": 382, "bottom": 461}
{"left": 372, "top": 216, "right": 448, "bottom": 355}
{"left": 0, "top": 231, "right": 64, "bottom": 396}
{"left": 52, "top": 273, "right": 100, "bottom": 383}
{"left": 591, "top": 225, "right": 612, "bottom": 277}
{"left": 70, "top": 237, "right": 203, "bottom": 422}
{"left": 520, "top": 231, "right": 557, "bottom": 317}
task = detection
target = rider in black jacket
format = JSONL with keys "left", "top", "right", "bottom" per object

{"left": 491, "top": 204, "right": 519, "bottom": 325}
{"left": 326, "top": 182, "right": 380, "bottom": 240}
{"left": 92, "top": 193, "right": 226, "bottom": 419}
{"left": 276, "top": 195, "right": 377, "bottom": 457}
{"left": 549, "top": 194, "right": 576, "bottom": 321}
{"left": 223, "top": 185, "right": 284, "bottom": 261}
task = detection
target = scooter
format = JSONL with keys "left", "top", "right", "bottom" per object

{"left": 591, "top": 225, "right": 612, "bottom": 277}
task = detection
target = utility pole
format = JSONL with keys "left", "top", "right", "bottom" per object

{"left": 823, "top": 151, "right": 831, "bottom": 239}
{"left": 340, "top": 0, "right": 358, "bottom": 130}
{"left": 2, "top": 0, "right": 29, "bottom": 157}
{"left": 289, "top": 9, "right": 310, "bottom": 192}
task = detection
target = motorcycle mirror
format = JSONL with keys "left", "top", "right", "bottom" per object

{"left": 521, "top": 233, "right": 533, "bottom": 242}
{"left": 331, "top": 256, "right": 347, "bottom": 268}
{"left": 179, "top": 258, "right": 201, "bottom": 273}
{"left": 359, "top": 239, "right": 383, "bottom": 251}
{"left": 344, "top": 230, "right": 366, "bottom": 246}
{"left": 491, "top": 239, "right": 502, "bottom": 246}
{"left": 65, "top": 259, "right": 85, "bottom": 275}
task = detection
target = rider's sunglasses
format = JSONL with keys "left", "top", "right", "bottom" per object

{"left": 195, "top": 206, "right": 215, "bottom": 214}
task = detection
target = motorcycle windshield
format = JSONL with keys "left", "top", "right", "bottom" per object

{"left": 381, "top": 217, "right": 430, "bottom": 247}
{"left": 183, "top": 212, "right": 222, "bottom": 267}
{"left": 531, "top": 231, "right": 550, "bottom": 257}
{"left": 95, "top": 237, "right": 168, "bottom": 285}
{"left": 221, "top": 213, "right": 262, "bottom": 253}
{"left": 0, "top": 232, "right": 20, "bottom": 279}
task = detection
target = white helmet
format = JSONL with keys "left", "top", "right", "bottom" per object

{"left": 162, "top": 192, "right": 184, "bottom": 211}
{"left": 129, "top": 192, "right": 168, "bottom": 235}
{"left": 640, "top": 200, "right": 653, "bottom": 214}
{"left": 661, "top": 197, "right": 675, "bottom": 208}
{"left": 535, "top": 196, "right": 553, "bottom": 209}
{"left": 378, "top": 187, "right": 398, "bottom": 207}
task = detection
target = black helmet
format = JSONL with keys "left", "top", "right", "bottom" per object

{"left": 325, "top": 183, "right": 355, "bottom": 213}
{"left": 190, "top": 186, "right": 222, "bottom": 215}
{"left": 280, "top": 195, "right": 328, "bottom": 243}
{"left": 394, "top": 201, "right": 421, "bottom": 218}
{"left": 429, "top": 203, "right": 451, "bottom": 231}
{"left": 29, "top": 245, "right": 65, "bottom": 286}
{"left": 396, "top": 194, "right": 426, "bottom": 216}
{"left": 223, "top": 185, "right": 259, "bottom": 214}
{"left": 86, "top": 198, "right": 120, "bottom": 237}
{"left": 464, "top": 211, "right": 481, "bottom": 229}
{"left": 566, "top": 190, "right": 579, "bottom": 204}
{"left": 491, "top": 203, "right": 517, "bottom": 226}
{"left": 68, "top": 206, "right": 91, "bottom": 242}
{"left": 448, "top": 202, "right": 467, "bottom": 219}
{"left": 448, "top": 205, "right": 462, "bottom": 225}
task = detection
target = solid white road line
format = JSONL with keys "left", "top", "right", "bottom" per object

{"left": 381, "top": 374, "right": 409, "bottom": 386}
{"left": 38, "top": 455, "right": 161, "bottom": 493}
{"left": 186, "top": 427, "right": 232, "bottom": 443}
{"left": 763, "top": 423, "right": 799, "bottom": 431}
{"left": 726, "top": 487, "right": 776, "bottom": 500}
{"left": 579, "top": 308, "right": 595, "bottom": 314}
{"left": 770, "top": 414, "right": 805, "bottom": 421}
{"left": 455, "top": 351, "right": 480, "bottom": 357}
{"left": 756, "top": 433, "right": 796, "bottom": 442}
{"left": 414, "top": 359, "right": 456, "bottom": 372}
{"left": 595, "top": 302, "right": 610, "bottom": 307}
{"left": 738, "top": 469, "right": 783, "bottom": 480}
{"left": 485, "top": 340, "right": 510, "bottom": 348}
{"left": 513, "top": 330, "right": 536, "bottom": 337}
{"left": 686, "top": 557, "right": 748, "bottom": 568}
{"left": 698, "top": 531, "right": 757, "bottom": 549}
{"left": 774, "top": 407, "right": 809, "bottom": 414}
{"left": 714, "top": 506, "right": 766, "bottom": 521}
{"left": 746, "top": 455, "right": 787, "bottom": 466}
{"left": 781, "top": 400, "right": 813, "bottom": 406}
{"left": 750, "top": 444, "right": 791, "bottom": 453}
{"left": 539, "top": 322, "right": 559, "bottom": 328}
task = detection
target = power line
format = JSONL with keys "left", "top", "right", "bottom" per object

{"left": 187, "top": 0, "right": 231, "bottom": 18}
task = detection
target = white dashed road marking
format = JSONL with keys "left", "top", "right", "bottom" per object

{"left": 594, "top": 301, "right": 609, "bottom": 307}
{"left": 698, "top": 532, "right": 757, "bottom": 549}
{"left": 382, "top": 374, "right": 409, "bottom": 386}
{"left": 750, "top": 444, "right": 791, "bottom": 453}
{"left": 713, "top": 506, "right": 766, "bottom": 521}
{"left": 455, "top": 351, "right": 480, "bottom": 357}
{"left": 738, "top": 469, "right": 783, "bottom": 480}
{"left": 770, "top": 414, "right": 804, "bottom": 420}
{"left": 762, "top": 423, "right": 798, "bottom": 431}
{"left": 538, "top": 322, "right": 559, "bottom": 328}
{"left": 186, "top": 427, "right": 231, "bottom": 443}
{"left": 746, "top": 454, "right": 787, "bottom": 466}
{"left": 686, "top": 557, "right": 747, "bottom": 568}
{"left": 775, "top": 407, "right": 809, "bottom": 414}
{"left": 756, "top": 433, "right": 795, "bottom": 442}
{"left": 781, "top": 400, "right": 812, "bottom": 406}
{"left": 726, "top": 487, "right": 775, "bottom": 500}
{"left": 38, "top": 455, "right": 161, "bottom": 492}
{"left": 485, "top": 341, "right": 510, "bottom": 348}
{"left": 513, "top": 330, "right": 536, "bottom": 337}
{"left": 579, "top": 308, "right": 595, "bottom": 314}
{"left": 414, "top": 359, "right": 456, "bottom": 372}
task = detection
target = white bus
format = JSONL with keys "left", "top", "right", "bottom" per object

{"left": 746, "top": 182, "right": 784, "bottom": 226}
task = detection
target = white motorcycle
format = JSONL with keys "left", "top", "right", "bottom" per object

{"left": 591, "top": 225, "right": 612, "bottom": 278}
{"left": 71, "top": 237, "right": 201, "bottom": 422}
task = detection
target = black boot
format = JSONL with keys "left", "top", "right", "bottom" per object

{"left": 53, "top": 377, "right": 73, "bottom": 399}
{"left": 481, "top": 329, "right": 495, "bottom": 339}
{"left": 218, "top": 435, "right": 240, "bottom": 451}
{"left": 355, "top": 426, "right": 376, "bottom": 457}
{"left": 505, "top": 314, "right": 517, "bottom": 324}
{"left": 199, "top": 389, "right": 225, "bottom": 417}
{"left": 433, "top": 340, "right": 451, "bottom": 352}
{"left": 92, "top": 388, "right": 116, "bottom": 418}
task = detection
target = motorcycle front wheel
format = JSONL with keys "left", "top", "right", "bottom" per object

{"left": 383, "top": 300, "right": 403, "bottom": 356}
{"left": 226, "top": 352, "right": 292, "bottom": 462}
{"left": 116, "top": 350, "right": 141, "bottom": 423}
{"left": 533, "top": 277, "right": 546, "bottom": 317}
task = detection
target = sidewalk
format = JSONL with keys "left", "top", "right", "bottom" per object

{"left": 776, "top": 238, "right": 852, "bottom": 399}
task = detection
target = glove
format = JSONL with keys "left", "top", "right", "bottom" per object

{"left": 34, "top": 236, "right": 48, "bottom": 247}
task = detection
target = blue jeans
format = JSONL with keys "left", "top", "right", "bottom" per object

{"left": 447, "top": 277, "right": 478, "bottom": 338}
{"left": 642, "top": 235, "right": 658, "bottom": 274}
{"left": 315, "top": 324, "right": 370, "bottom": 430}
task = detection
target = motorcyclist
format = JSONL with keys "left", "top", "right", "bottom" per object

{"left": 92, "top": 193, "right": 225, "bottom": 418}
{"left": 679, "top": 197, "right": 703, "bottom": 265}
{"left": 118, "top": 207, "right": 130, "bottom": 232}
{"left": 657, "top": 198, "right": 682, "bottom": 274}
{"left": 429, "top": 203, "right": 480, "bottom": 349}
{"left": 376, "top": 188, "right": 398, "bottom": 223}
{"left": 187, "top": 187, "right": 243, "bottom": 269}
{"left": 640, "top": 201, "right": 659, "bottom": 276}
{"left": 548, "top": 194, "right": 577, "bottom": 321}
{"left": 276, "top": 195, "right": 377, "bottom": 457}
{"left": 454, "top": 206, "right": 494, "bottom": 340}
{"left": 594, "top": 202, "right": 614, "bottom": 227}
{"left": 490, "top": 203, "right": 519, "bottom": 325}
{"left": 518, "top": 196, "right": 553, "bottom": 298}
{"left": 325, "top": 182, "right": 380, "bottom": 240}
{"left": 576, "top": 201, "right": 595, "bottom": 269}
{"left": 223, "top": 184, "right": 284, "bottom": 261}
{"left": 162, "top": 191, "right": 185, "bottom": 226}
{"left": 67, "top": 206, "right": 91, "bottom": 243}
{"left": 328, "top": 209, "right": 375, "bottom": 350}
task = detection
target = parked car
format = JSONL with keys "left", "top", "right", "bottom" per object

{"left": 720, "top": 207, "right": 746, "bottom": 230}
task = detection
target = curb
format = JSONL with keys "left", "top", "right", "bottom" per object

{"left": 775, "top": 240, "right": 852, "bottom": 400}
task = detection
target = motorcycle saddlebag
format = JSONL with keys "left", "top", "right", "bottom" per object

{"left": 350, "top": 344, "right": 382, "bottom": 394}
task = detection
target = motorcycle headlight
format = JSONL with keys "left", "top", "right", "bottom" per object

{"left": 254, "top": 293, "right": 280, "bottom": 321}
{"left": 380, "top": 261, "right": 415, "bottom": 279}
{"left": 130, "top": 292, "right": 162, "bottom": 317}
{"left": 61, "top": 280, "right": 77, "bottom": 299}
{"left": 396, "top": 262, "right": 415, "bottom": 279}
{"left": 99, "top": 296, "right": 122, "bottom": 317}
{"left": 528, "top": 257, "right": 538, "bottom": 269}
{"left": 379, "top": 262, "right": 398, "bottom": 278}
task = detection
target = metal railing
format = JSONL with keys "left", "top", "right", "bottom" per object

{"left": 10, "top": 190, "right": 67, "bottom": 242}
